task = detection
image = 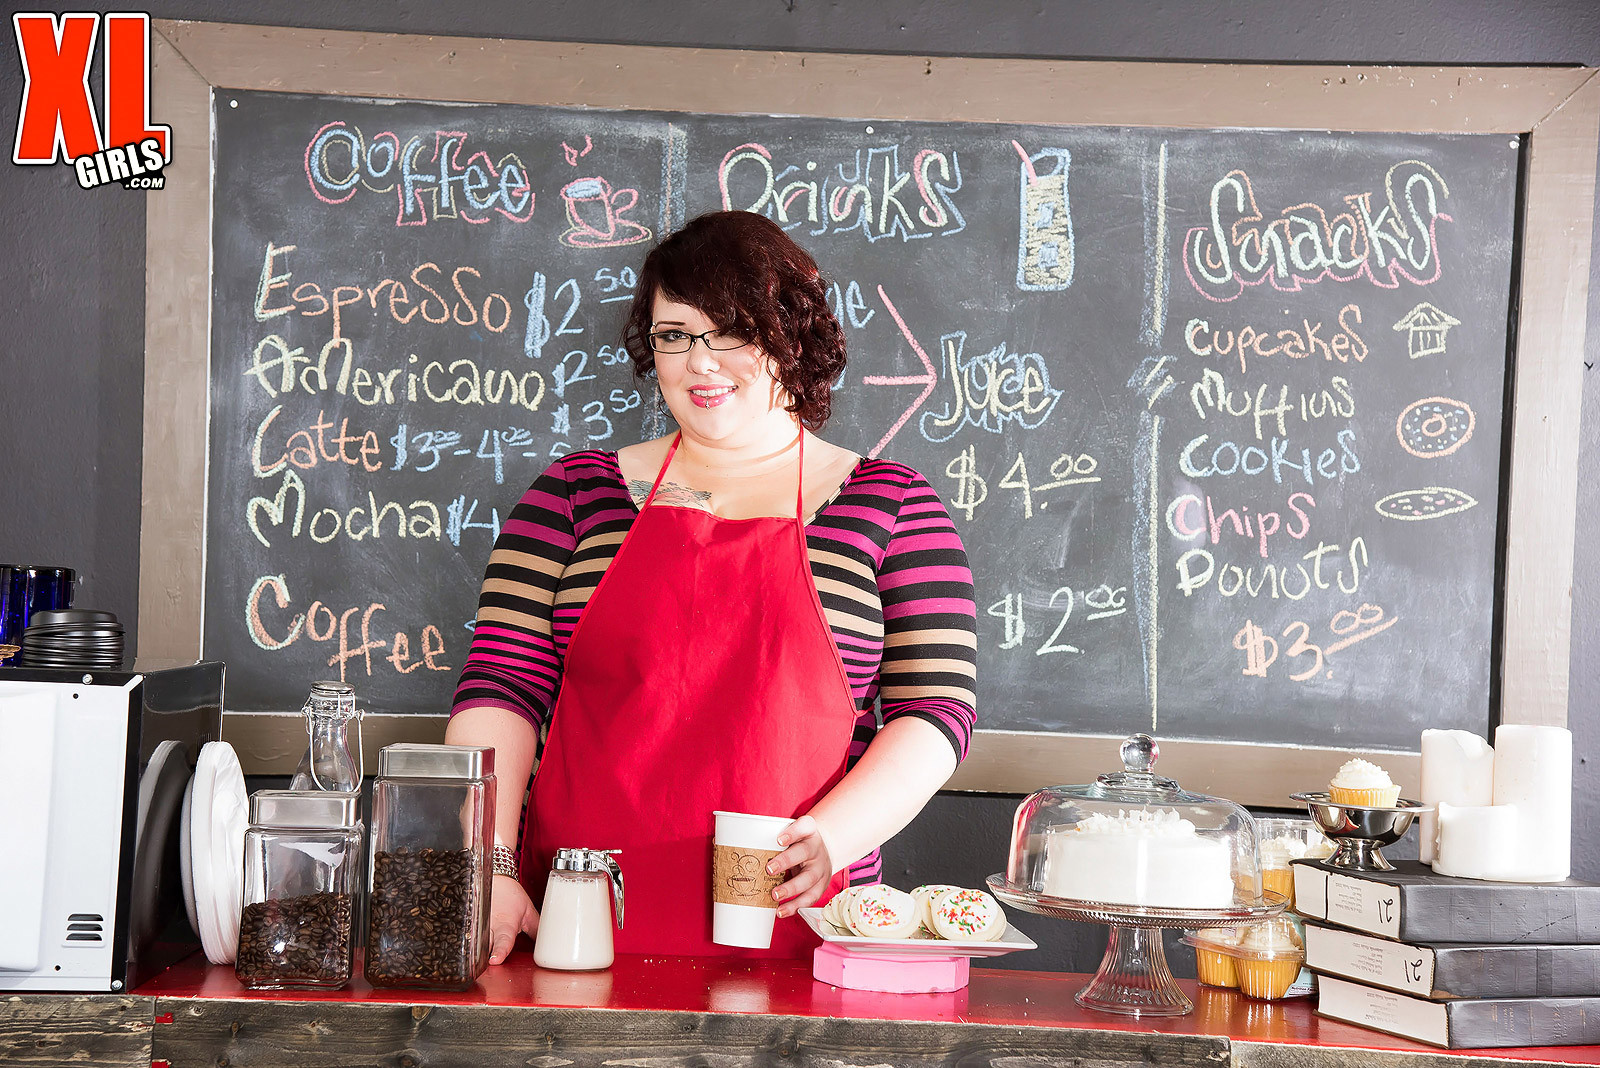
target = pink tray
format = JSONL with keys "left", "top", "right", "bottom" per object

{"left": 813, "top": 942, "right": 972, "bottom": 993}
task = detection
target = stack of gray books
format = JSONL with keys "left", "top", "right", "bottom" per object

{"left": 1291, "top": 859, "right": 1600, "bottom": 1049}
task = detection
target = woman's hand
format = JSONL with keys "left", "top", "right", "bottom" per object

{"left": 768, "top": 814, "right": 835, "bottom": 918}
{"left": 488, "top": 874, "right": 539, "bottom": 965}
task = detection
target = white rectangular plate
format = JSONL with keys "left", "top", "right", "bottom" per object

{"left": 799, "top": 907, "right": 1037, "bottom": 959}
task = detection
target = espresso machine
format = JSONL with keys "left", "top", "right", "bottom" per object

{"left": 0, "top": 660, "right": 223, "bottom": 992}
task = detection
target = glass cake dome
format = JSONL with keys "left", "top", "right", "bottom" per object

{"left": 1004, "top": 733, "right": 1265, "bottom": 909}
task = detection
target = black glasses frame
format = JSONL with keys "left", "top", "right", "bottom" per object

{"left": 647, "top": 328, "right": 750, "bottom": 354}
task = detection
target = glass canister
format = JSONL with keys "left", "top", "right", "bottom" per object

{"left": 365, "top": 743, "right": 496, "bottom": 991}
{"left": 290, "top": 681, "right": 364, "bottom": 793}
{"left": 236, "top": 789, "right": 362, "bottom": 990}
{"left": 533, "top": 848, "right": 624, "bottom": 971}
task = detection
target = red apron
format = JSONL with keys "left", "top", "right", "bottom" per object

{"left": 523, "top": 433, "right": 859, "bottom": 957}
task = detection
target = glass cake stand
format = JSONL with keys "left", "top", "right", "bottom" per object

{"left": 987, "top": 877, "right": 1289, "bottom": 1017}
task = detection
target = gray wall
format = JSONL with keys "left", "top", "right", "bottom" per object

{"left": 4, "top": 1, "right": 1598, "bottom": 973}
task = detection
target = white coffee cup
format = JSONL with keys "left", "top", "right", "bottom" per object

{"left": 711, "top": 810, "right": 793, "bottom": 948}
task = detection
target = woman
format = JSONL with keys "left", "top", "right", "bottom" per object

{"left": 446, "top": 210, "right": 977, "bottom": 962}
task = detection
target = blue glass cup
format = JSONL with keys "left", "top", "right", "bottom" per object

{"left": 0, "top": 565, "right": 76, "bottom": 665}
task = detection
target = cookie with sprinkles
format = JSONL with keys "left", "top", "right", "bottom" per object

{"left": 822, "top": 883, "right": 871, "bottom": 928}
{"left": 929, "top": 888, "right": 1007, "bottom": 942}
{"left": 847, "top": 884, "right": 920, "bottom": 938}
{"left": 910, "top": 883, "right": 961, "bottom": 933}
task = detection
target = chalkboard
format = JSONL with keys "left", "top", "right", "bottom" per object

{"left": 205, "top": 89, "right": 1519, "bottom": 752}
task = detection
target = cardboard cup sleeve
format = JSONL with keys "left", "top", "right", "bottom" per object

{"left": 712, "top": 844, "right": 783, "bottom": 909}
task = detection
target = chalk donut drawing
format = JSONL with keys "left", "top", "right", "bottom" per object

{"left": 1397, "top": 396, "right": 1475, "bottom": 459}
{"left": 1374, "top": 487, "right": 1478, "bottom": 521}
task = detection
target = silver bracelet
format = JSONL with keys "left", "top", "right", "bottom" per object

{"left": 491, "top": 843, "right": 520, "bottom": 880}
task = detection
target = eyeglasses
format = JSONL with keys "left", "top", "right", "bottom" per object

{"left": 647, "top": 328, "right": 750, "bottom": 354}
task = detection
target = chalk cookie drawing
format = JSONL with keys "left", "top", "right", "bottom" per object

{"left": 1392, "top": 302, "right": 1462, "bottom": 359}
{"left": 1375, "top": 486, "right": 1478, "bottom": 521}
{"left": 1397, "top": 396, "right": 1475, "bottom": 458}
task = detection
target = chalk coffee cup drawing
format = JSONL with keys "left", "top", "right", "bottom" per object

{"left": 711, "top": 810, "right": 792, "bottom": 948}
{"left": 559, "top": 176, "right": 651, "bottom": 248}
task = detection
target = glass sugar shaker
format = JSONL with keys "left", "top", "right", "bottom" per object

{"left": 534, "top": 848, "right": 624, "bottom": 971}
{"left": 236, "top": 789, "right": 362, "bottom": 990}
{"left": 290, "top": 681, "right": 364, "bottom": 793}
{"left": 365, "top": 743, "right": 496, "bottom": 991}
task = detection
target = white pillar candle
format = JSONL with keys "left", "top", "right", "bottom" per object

{"left": 1491, "top": 725, "right": 1572, "bottom": 882}
{"left": 1432, "top": 802, "right": 1521, "bottom": 880}
{"left": 1418, "top": 729, "right": 1495, "bottom": 864}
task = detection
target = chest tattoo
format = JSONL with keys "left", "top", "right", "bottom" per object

{"left": 627, "top": 478, "right": 714, "bottom": 511}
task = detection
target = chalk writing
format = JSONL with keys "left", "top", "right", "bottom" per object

{"left": 304, "top": 122, "right": 534, "bottom": 226}
{"left": 987, "top": 584, "right": 1128, "bottom": 656}
{"left": 943, "top": 446, "right": 1100, "bottom": 522}
{"left": 252, "top": 406, "right": 383, "bottom": 476}
{"left": 1188, "top": 370, "right": 1356, "bottom": 440}
{"left": 246, "top": 575, "right": 451, "bottom": 681}
{"left": 1184, "top": 161, "right": 1452, "bottom": 301}
{"left": 255, "top": 244, "right": 517, "bottom": 339}
{"left": 945, "top": 445, "right": 987, "bottom": 523}
{"left": 1179, "top": 428, "right": 1361, "bottom": 485}
{"left": 920, "top": 332, "right": 1062, "bottom": 443}
{"left": 1234, "top": 602, "right": 1398, "bottom": 681}
{"left": 1176, "top": 538, "right": 1370, "bottom": 600}
{"left": 718, "top": 141, "right": 966, "bottom": 242}
{"left": 246, "top": 469, "right": 444, "bottom": 548}
{"left": 244, "top": 341, "right": 547, "bottom": 412}
{"left": 1166, "top": 490, "right": 1319, "bottom": 558}
{"left": 389, "top": 425, "right": 538, "bottom": 483}
{"left": 1184, "top": 304, "right": 1367, "bottom": 375}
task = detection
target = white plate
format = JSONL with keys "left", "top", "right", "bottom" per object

{"left": 189, "top": 741, "right": 247, "bottom": 964}
{"left": 799, "top": 908, "right": 1037, "bottom": 959}
{"left": 178, "top": 758, "right": 199, "bottom": 938}
{"left": 186, "top": 740, "right": 221, "bottom": 962}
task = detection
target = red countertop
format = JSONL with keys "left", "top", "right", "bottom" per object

{"left": 133, "top": 951, "right": 1599, "bottom": 1062}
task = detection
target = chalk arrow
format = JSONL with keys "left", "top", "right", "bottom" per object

{"left": 862, "top": 285, "right": 938, "bottom": 458}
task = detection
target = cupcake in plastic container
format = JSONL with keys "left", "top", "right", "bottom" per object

{"left": 1186, "top": 927, "right": 1241, "bottom": 988}
{"left": 1232, "top": 918, "right": 1305, "bottom": 1000}
{"left": 1254, "top": 817, "right": 1334, "bottom": 909}
{"left": 1327, "top": 758, "right": 1401, "bottom": 808}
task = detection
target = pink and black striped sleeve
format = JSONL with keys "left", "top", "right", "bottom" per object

{"left": 448, "top": 458, "right": 579, "bottom": 732}
{"left": 874, "top": 465, "right": 979, "bottom": 760}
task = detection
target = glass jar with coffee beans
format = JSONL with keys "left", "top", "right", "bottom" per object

{"left": 237, "top": 790, "right": 363, "bottom": 990}
{"left": 365, "top": 744, "right": 496, "bottom": 991}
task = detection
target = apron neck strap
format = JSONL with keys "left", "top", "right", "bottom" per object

{"left": 642, "top": 433, "right": 682, "bottom": 508}
{"left": 643, "top": 432, "right": 808, "bottom": 520}
{"left": 794, "top": 431, "right": 806, "bottom": 521}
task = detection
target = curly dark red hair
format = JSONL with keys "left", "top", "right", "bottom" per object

{"left": 623, "top": 211, "right": 847, "bottom": 430}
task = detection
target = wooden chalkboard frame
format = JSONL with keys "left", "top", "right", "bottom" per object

{"left": 139, "top": 20, "right": 1600, "bottom": 804}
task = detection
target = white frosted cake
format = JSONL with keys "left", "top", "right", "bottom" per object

{"left": 1042, "top": 808, "right": 1234, "bottom": 908}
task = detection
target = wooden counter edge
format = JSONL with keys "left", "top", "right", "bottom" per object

{"left": 151, "top": 996, "right": 1230, "bottom": 1067}
{"left": 0, "top": 994, "right": 154, "bottom": 1068}
{"left": 1233, "top": 1037, "right": 1582, "bottom": 1068}
{"left": 0, "top": 989, "right": 1586, "bottom": 1067}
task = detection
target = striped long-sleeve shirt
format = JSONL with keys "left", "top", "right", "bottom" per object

{"left": 450, "top": 449, "right": 978, "bottom": 884}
